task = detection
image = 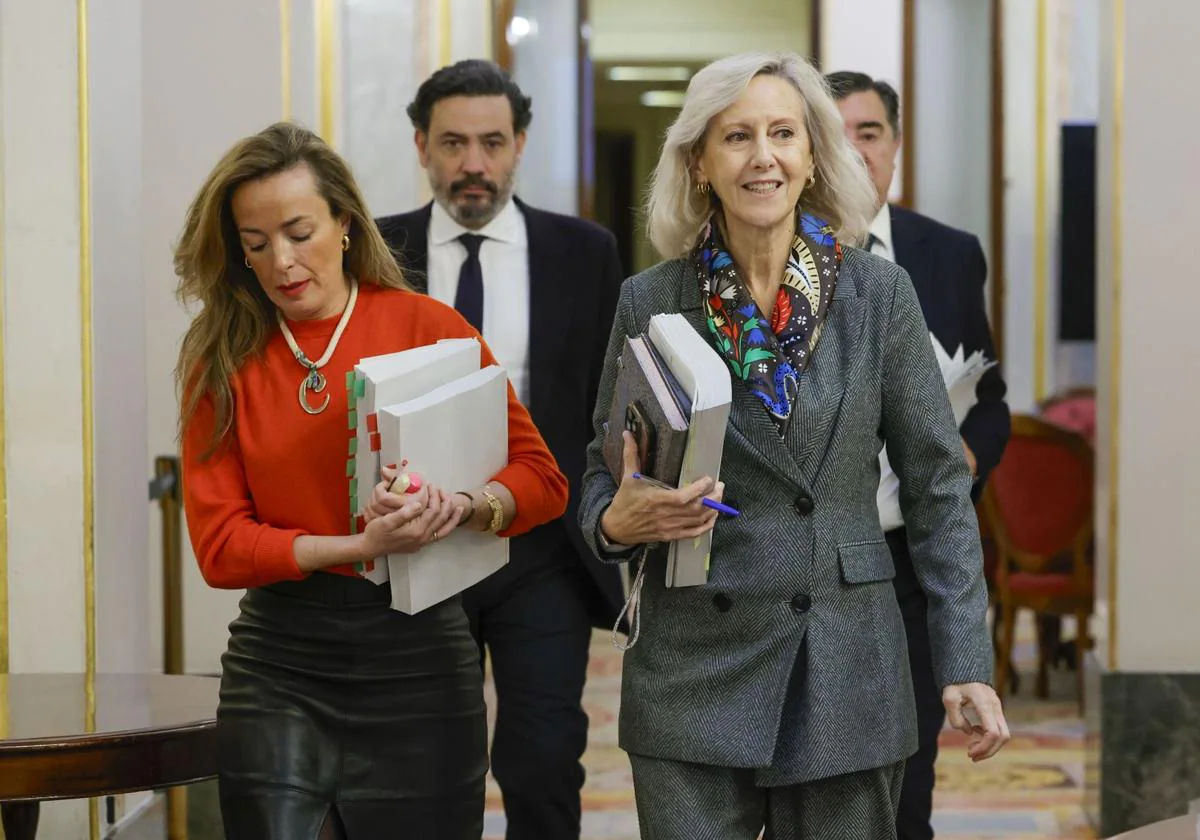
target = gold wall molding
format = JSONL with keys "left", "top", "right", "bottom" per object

{"left": 281, "top": 0, "right": 293, "bottom": 119}
{"left": 1106, "top": 0, "right": 1124, "bottom": 670}
{"left": 317, "top": 0, "right": 336, "bottom": 144}
{"left": 439, "top": 0, "right": 453, "bottom": 67}
{"left": 0, "top": 0, "right": 8, "bottom": 678}
{"left": 78, "top": 1, "right": 99, "bottom": 830}
{"left": 1033, "top": 0, "right": 1048, "bottom": 403}
{"left": 77, "top": 0, "right": 96, "bottom": 692}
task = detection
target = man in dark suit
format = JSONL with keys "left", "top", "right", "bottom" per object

{"left": 828, "top": 70, "right": 1011, "bottom": 840}
{"left": 375, "top": 59, "right": 624, "bottom": 840}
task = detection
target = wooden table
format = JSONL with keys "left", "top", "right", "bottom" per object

{"left": 0, "top": 673, "right": 219, "bottom": 839}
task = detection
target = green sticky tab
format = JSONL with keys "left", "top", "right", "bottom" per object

{"left": 348, "top": 409, "right": 357, "bottom": 430}
{"left": 350, "top": 477, "right": 359, "bottom": 497}
{"left": 348, "top": 436, "right": 358, "bottom": 456}
{"left": 350, "top": 519, "right": 359, "bottom": 537}
{"left": 346, "top": 458, "right": 355, "bottom": 478}
{"left": 355, "top": 377, "right": 366, "bottom": 399}
{"left": 345, "top": 370, "right": 356, "bottom": 390}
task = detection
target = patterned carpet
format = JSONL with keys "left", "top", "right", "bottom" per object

{"left": 483, "top": 619, "right": 1092, "bottom": 840}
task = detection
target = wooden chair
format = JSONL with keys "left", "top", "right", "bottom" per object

{"left": 982, "top": 415, "right": 1094, "bottom": 707}
{"left": 1039, "top": 386, "right": 1097, "bottom": 445}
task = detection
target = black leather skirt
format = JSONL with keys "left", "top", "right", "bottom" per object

{"left": 216, "top": 572, "right": 487, "bottom": 840}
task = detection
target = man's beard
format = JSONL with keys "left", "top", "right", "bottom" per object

{"left": 434, "top": 172, "right": 515, "bottom": 228}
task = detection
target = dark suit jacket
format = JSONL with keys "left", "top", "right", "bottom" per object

{"left": 376, "top": 199, "right": 625, "bottom": 627}
{"left": 889, "top": 206, "right": 1009, "bottom": 614}
{"left": 890, "top": 205, "right": 1010, "bottom": 491}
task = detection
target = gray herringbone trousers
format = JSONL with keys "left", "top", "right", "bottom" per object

{"left": 629, "top": 755, "right": 905, "bottom": 839}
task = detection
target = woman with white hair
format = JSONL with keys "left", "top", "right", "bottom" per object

{"left": 578, "top": 52, "right": 1010, "bottom": 838}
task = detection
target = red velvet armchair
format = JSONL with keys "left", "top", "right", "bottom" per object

{"left": 982, "top": 415, "right": 1095, "bottom": 707}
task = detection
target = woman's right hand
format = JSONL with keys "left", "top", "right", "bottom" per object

{"left": 599, "top": 431, "right": 723, "bottom": 546}
{"left": 363, "top": 464, "right": 425, "bottom": 524}
{"left": 359, "top": 483, "right": 460, "bottom": 557}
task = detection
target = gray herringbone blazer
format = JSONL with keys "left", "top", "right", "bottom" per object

{"left": 578, "top": 249, "right": 993, "bottom": 784}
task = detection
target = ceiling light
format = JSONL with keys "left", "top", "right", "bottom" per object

{"left": 608, "top": 66, "right": 692, "bottom": 83}
{"left": 640, "top": 90, "right": 688, "bottom": 108}
{"left": 506, "top": 16, "right": 536, "bottom": 46}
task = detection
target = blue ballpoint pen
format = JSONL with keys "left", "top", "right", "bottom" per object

{"left": 631, "top": 472, "right": 740, "bottom": 517}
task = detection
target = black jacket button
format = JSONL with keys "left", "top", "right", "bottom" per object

{"left": 712, "top": 593, "right": 733, "bottom": 613}
{"left": 793, "top": 495, "right": 814, "bottom": 515}
{"left": 790, "top": 594, "right": 812, "bottom": 614}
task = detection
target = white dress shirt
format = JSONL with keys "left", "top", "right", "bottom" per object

{"left": 868, "top": 204, "right": 906, "bottom": 532}
{"left": 427, "top": 199, "right": 532, "bottom": 405}
{"left": 865, "top": 201, "right": 896, "bottom": 262}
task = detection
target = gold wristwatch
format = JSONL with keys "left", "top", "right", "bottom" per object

{"left": 481, "top": 486, "right": 505, "bottom": 533}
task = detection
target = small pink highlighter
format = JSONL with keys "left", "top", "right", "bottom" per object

{"left": 386, "top": 460, "right": 423, "bottom": 495}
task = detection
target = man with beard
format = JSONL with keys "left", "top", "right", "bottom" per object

{"left": 376, "top": 59, "right": 625, "bottom": 840}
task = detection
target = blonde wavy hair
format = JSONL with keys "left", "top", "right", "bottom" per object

{"left": 646, "top": 51, "right": 877, "bottom": 258}
{"left": 174, "top": 121, "right": 410, "bottom": 457}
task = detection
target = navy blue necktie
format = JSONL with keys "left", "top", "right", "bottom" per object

{"left": 454, "top": 234, "right": 485, "bottom": 333}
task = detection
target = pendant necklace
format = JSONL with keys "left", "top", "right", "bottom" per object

{"left": 276, "top": 279, "right": 358, "bottom": 415}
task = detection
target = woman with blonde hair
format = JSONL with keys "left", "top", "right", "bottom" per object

{"left": 176, "top": 121, "right": 567, "bottom": 840}
{"left": 579, "top": 52, "right": 1009, "bottom": 838}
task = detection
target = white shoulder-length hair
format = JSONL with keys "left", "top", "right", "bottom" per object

{"left": 646, "top": 51, "right": 878, "bottom": 259}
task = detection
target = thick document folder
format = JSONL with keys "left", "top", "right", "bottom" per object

{"left": 348, "top": 338, "right": 480, "bottom": 584}
{"left": 603, "top": 313, "right": 731, "bottom": 586}
{"left": 377, "top": 365, "right": 509, "bottom": 614}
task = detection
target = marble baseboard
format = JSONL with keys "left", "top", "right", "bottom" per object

{"left": 1085, "top": 654, "right": 1200, "bottom": 836}
{"left": 186, "top": 779, "right": 225, "bottom": 840}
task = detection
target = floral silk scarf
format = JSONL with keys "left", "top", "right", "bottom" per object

{"left": 696, "top": 212, "right": 843, "bottom": 434}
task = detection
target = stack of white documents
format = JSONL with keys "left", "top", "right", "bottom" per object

{"left": 347, "top": 338, "right": 508, "bottom": 614}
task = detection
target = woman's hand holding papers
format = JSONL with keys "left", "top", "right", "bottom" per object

{"left": 599, "top": 431, "right": 724, "bottom": 546}
{"left": 360, "top": 465, "right": 462, "bottom": 555}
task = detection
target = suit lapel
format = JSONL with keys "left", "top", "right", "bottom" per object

{"left": 676, "top": 265, "right": 807, "bottom": 489}
{"left": 789, "top": 262, "right": 867, "bottom": 473}
{"left": 888, "top": 205, "right": 929, "bottom": 303}
{"left": 523, "top": 201, "right": 575, "bottom": 420}
{"left": 393, "top": 204, "right": 432, "bottom": 293}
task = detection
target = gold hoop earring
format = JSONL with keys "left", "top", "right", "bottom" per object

{"left": 341, "top": 233, "right": 351, "bottom": 252}
{"left": 808, "top": 173, "right": 816, "bottom": 187}
{"left": 696, "top": 181, "right": 711, "bottom": 195}
{"left": 244, "top": 257, "right": 252, "bottom": 269}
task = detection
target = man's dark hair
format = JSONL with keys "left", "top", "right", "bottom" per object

{"left": 825, "top": 71, "right": 901, "bottom": 138}
{"left": 406, "top": 59, "right": 533, "bottom": 134}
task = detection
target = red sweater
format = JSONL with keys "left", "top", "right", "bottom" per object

{"left": 182, "top": 283, "right": 568, "bottom": 589}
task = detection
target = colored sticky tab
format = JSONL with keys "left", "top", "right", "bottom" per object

{"left": 369, "top": 432, "right": 381, "bottom": 452}
{"left": 350, "top": 517, "right": 359, "bottom": 535}
{"left": 366, "top": 413, "right": 378, "bottom": 433}
{"left": 348, "top": 437, "right": 358, "bottom": 456}
{"left": 345, "top": 370, "right": 356, "bottom": 390}
{"left": 362, "top": 559, "right": 375, "bottom": 573}
{"left": 348, "top": 410, "right": 357, "bottom": 430}
{"left": 350, "top": 477, "right": 359, "bottom": 497}
{"left": 355, "top": 377, "right": 366, "bottom": 399}
{"left": 346, "top": 458, "right": 355, "bottom": 478}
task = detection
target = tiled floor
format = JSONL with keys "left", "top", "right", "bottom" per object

{"left": 483, "top": 619, "right": 1092, "bottom": 840}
